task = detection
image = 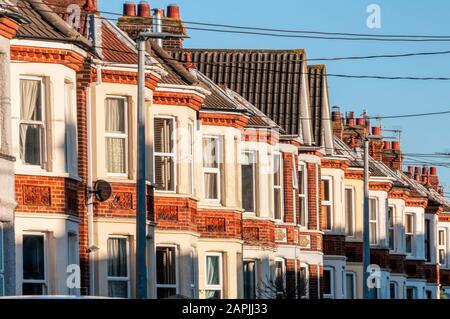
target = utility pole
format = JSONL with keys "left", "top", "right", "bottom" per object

{"left": 362, "top": 110, "right": 371, "bottom": 299}
{"left": 136, "top": 29, "right": 188, "bottom": 299}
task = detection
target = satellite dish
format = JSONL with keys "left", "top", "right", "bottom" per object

{"left": 93, "top": 180, "right": 113, "bottom": 202}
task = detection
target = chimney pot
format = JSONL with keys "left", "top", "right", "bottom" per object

{"left": 357, "top": 118, "right": 366, "bottom": 126}
{"left": 430, "top": 166, "right": 437, "bottom": 176}
{"left": 392, "top": 141, "right": 400, "bottom": 151}
{"left": 345, "top": 111, "right": 355, "bottom": 119}
{"left": 422, "top": 166, "right": 429, "bottom": 176}
{"left": 123, "top": 2, "right": 137, "bottom": 17}
{"left": 372, "top": 126, "right": 381, "bottom": 136}
{"left": 384, "top": 141, "right": 391, "bottom": 150}
{"left": 138, "top": 1, "right": 151, "bottom": 17}
{"left": 84, "top": 0, "right": 97, "bottom": 12}
{"left": 346, "top": 118, "right": 355, "bottom": 127}
{"left": 408, "top": 166, "right": 414, "bottom": 176}
{"left": 167, "top": 4, "right": 181, "bottom": 19}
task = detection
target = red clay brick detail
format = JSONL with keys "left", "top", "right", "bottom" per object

{"left": 242, "top": 219, "right": 275, "bottom": 247}
{"left": 11, "top": 46, "right": 85, "bottom": 71}
{"left": 323, "top": 235, "right": 346, "bottom": 256}
{"left": 0, "top": 17, "right": 20, "bottom": 39}
{"left": 200, "top": 112, "right": 249, "bottom": 129}
{"left": 196, "top": 210, "right": 242, "bottom": 239}
{"left": 153, "top": 91, "right": 204, "bottom": 111}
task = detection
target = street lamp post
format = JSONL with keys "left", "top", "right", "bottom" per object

{"left": 135, "top": 29, "right": 187, "bottom": 299}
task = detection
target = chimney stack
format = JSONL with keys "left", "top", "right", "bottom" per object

{"left": 407, "top": 166, "right": 414, "bottom": 176}
{"left": 414, "top": 167, "right": 421, "bottom": 182}
{"left": 429, "top": 166, "right": 440, "bottom": 191}
{"left": 331, "top": 106, "right": 344, "bottom": 140}
{"left": 422, "top": 166, "right": 430, "bottom": 185}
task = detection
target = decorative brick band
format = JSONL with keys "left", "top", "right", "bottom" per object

{"left": 321, "top": 158, "right": 349, "bottom": 170}
{"left": 11, "top": 45, "right": 85, "bottom": 71}
{"left": 92, "top": 68, "right": 159, "bottom": 90}
{"left": 241, "top": 129, "right": 279, "bottom": 145}
{"left": 153, "top": 91, "right": 204, "bottom": 111}
{"left": 200, "top": 112, "right": 249, "bottom": 129}
{"left": 0, "top": 17, "right": 20, "bottom": 39}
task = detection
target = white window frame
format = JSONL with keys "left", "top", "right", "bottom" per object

{"left": 22, "top": 232, "right": 49, "bottom": 295}
{"left": 107, "top": 236, "right": 130, "bottom": 299}
{"left": 19, "top": 76, "right": 47, "bottom": 168}
{"left": 323, "top": 267, "right": 334, "bottom": 299}
{"left": 190, "top": 250, "right": 197, "bottom": 298}
{"left": 273, "top": 152, "right": 284, "bottom": 222}
{"left": 388, "top": 206, "right": 396, "bottom": 252}
{"left": 406, "top": 286, "right": 417, "bottom": 299}
{"left": 156, "top": 245, "right": 179, "bottom": 298}
{"left": 154, "top": 116, "right": 177, "bottom": 192}
{"left": 64, "top": 80, "right": 78, "bottom": 177}
{"left": 274, "top": 257, "right": 286, "bottom": 297}
{"left": 205, "top": 252, "right": 223, "bottom": 299}
{"left": 438, "top": 228, "right": 447, "bottom": 267}
{"left": 345, "top": 272, "right": 356, "bottom": 299}
{"left": 369, "top": 198, "right": 378, "bottom": 246}
{"left": 298, "top": 163, "right": 308, "bottom": 228}
{"left": 105, "top": 96, "right": 128, "bottom": 178}
{"left": 243, "top": 259, "right": 258, "bottom": 299}
{"left": 241, "top": 151, "right": 257, "bottom": 214}
{"left": 405, "top": 212, "right": 415, "bottom": 257}
{"left": 345, "top": 187, "right": 356, "bottom": 238}
{"left": 321, "top": 177, "right": 333, "bottom": 231}
{"left": 202, "top": 136, "right": 222, "bottom": 204}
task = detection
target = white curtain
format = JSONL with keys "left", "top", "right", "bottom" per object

{"left": 204, "top": 173, "right": 217, "bottom": 199}
{"left": 19, "top": 80, "right": 41, "bottom": 162}
{"left": 107, "top": 238, "right": 127, "bottom": 277}
{"left": 105, "top": 99, "right": 125, "bottom": 174}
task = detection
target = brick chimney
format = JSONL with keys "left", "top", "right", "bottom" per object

{"left": 369, "top": 126, "right": 384, "bottom": 161}
{"left": 429, "top": 166, "right": 440, "bottom": 191}
{"left": 382, "top": 140, "right": 403, "bottom": 171}
{"left": 331, "top": 106, "right": 344, "bottom": 140}
{"left": 414, "top": 167, "right": 421, "bottom": 182}
{"left": 117, "top": 2, "right": 187, "bottom": 50}
{"left": 422, "top": 166, "right": 430, "bottom": 186}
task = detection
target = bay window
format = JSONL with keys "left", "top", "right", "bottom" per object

{"left": 243, "top": 260, "right": 257, "bottom": 299}
{"left": 345, "top": 187, "right": 355, "bottom": 237}
{"left": 20, "top": 78, "right": 46, "bottom": 167}
{"left": 241, "top": 152, "right": 256, "bottom": 213}
{"left": 105, "top": 97, "right": 128, "bottom": 176}
{"left": 405, "top": 213, "right": 415, "bottom": 256}
{"left": 298, "top": 164, "right": 308, "bottom": 227}
{"left": 22, "top": 234, "right": 47, "bottom": 295}
{"left": 107, "top": 237, "right": 130, "bottom": 298}
{"left": 205, "top": 253, "right": 223, "bottom": 299}
{"left": 369, "top": 198, "right": 378, "bottom": 245}
{"left": 203, "top": 137, "right": 221, "bottom": 202}
{"left": 154, "top": 117, "right": 176, "bottom": 191}
{"left": 388, "top": 206, "right": 395, "bottom": 251}
{"left": 439, "top": 229, "right": 447, "bottom": 266}
{"left": 156, "top": 246, "right": 178, "bottom": 299}
{"left": 321, "top": 177, "right": 333, "bottom": 231}
{"left": 273, "top": 153, "right": 283, "bottom": 221}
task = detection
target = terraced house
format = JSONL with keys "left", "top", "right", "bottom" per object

{"left": 1, "top": 0, "right": 450, "bottom": 300}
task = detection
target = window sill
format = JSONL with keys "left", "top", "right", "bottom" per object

{"left": 15, "top": 167, "right": 78, "bottom": 179}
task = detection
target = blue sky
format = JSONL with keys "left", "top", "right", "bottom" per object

{"left": 100, "top": 0, "right": 450, "bottom": 190}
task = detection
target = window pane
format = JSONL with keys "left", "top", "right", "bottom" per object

{"left": 204, "top": 173, "right": 218, "bottom": 200}
{"left": 105, "top": 98, "right": 125, "bottom": 133}
{"left": 23, "top": 235, "right": 45, "bottom": 280}
{"left": 106, "top": 137, "right": 126, "bottom": 174}
{"left": 206, "top": 256, "right": 220, "bottom": 285}
{"left": 273, "top": 155, "right": 281, "bottom": 186}
{"left": 369, "top": 199, "right": 377, "bottom": 220}
{"left": 108, "top": 281, "right": 128, "bottom": 298}
{"left": 154, "top": 118, "right": 173, "bottom": 154}
{"left": 322, "top": 205, "right": 331, "bottom": 230}
{"left": 345, "top": 274, "right": 355, "bottom": 299}
{"left": 20, "top": 124, "right": 42, "bottom": 165}
{"left": 389, "top": 229, "right": 395, "bottom": 251}
{"left": 22, "top": 283, "right": 44, "bottom": 295}
{"left": 275, "top": 261, "right": 284, "bottom": 293}
{"left": 157, "top": 288, "right": 177, "bottom": 299}
{"left": 439, "top": 230, "right": 445, "bottom": 246}
{"left": 298, "top": 169, "right": 305, "bottom": 194}
{"left": 390, "top": 283, "right": 396, "bottom": 299}
{"left": 299, "top": 267, "right": 308, "bottom": 298}
{"left": 241, "top": 153, "right": 255, "bottom": 212}
{"left": 156, "top": 247, "right": 176, "bottom": 286}
{"left": 406, "top": 235, "right": 412, "bottom": 254}
{"left": 0, "top": 225, "right": 3, "bottom": 272}
{"left": 203, "top": 138, "right": 218, "bottom": 168}
{"left": 323, "top": 270, "right": 331, "bottom": 295}
{"left": 274, "top": 188, "right": 282, "bottom": 220}
{"left": 205, "top": 290, "right": 221, "bottom": 299}
{"left": 405, "top": 215, "right": 413, "bottom": 233}
{"left": 439, "top": 249, "right": 446, "bottom": 265}
{"left": 20, "top": 79, "right": 42, "bottom": 121}
{"left": 321, "top": 180, "right": 330, "bottom": 201}
{"left": 243, "top": 261, "right": 256, "bottom": 299}
{"left": 107, "top": 238, "right": 128, "bottom": 278}
{"left": 0, "top": 275, "right": 3, "bottom": 296}
{"left": 155, "top": 155, "right": 175, "bottom": 191}
{"left": 345, "top": 189, "right": 354, "bottom": 236}
{"left": 299, "top": 197, "right": 306, "bottom": 226}
{"left": 370, "top": 222, "right": 377, "bottom": 245}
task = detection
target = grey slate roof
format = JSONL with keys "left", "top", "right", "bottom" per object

{"left": 172, "top": 49, "right": 307, "bottom": 136}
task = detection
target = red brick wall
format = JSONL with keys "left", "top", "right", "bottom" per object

{"left": 282, "top": 152, "right": 295, "bottom": 224}
{"left": 309, "top": 264, "right": 322, "bottom": 299}
{"left": 323, "top": 235, "right": 346, "bottom": 256}
{"left": 242, "top": 219, "right": 275, "bottom": 247}
{"left": 307, "top": 162, "right": 319, "bottom": 230}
